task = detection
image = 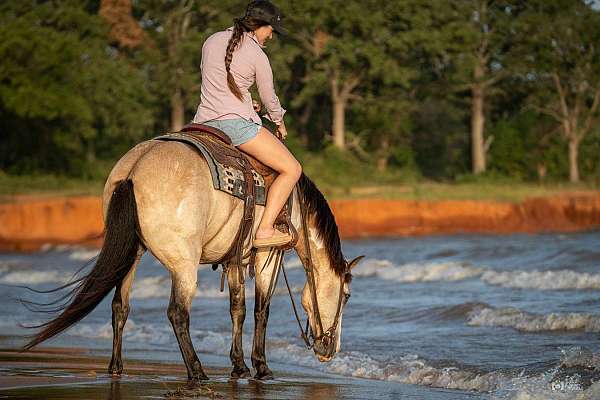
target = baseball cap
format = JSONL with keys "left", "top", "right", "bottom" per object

{"left": 245, "top": 1, "right": 288, "bottom": 35}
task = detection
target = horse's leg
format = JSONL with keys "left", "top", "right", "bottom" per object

{"left": 167, "top": 265, "right": 208, "bottom": 381}
{"left": 108, "top": 247, "right": 144, "bottom": 375}
{"left": 227, "top": 265, "right": 251, "bottom": 378}
{"left": 251, "top": 252, "right": 278, "bottom": 380}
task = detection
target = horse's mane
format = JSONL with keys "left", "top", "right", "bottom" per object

{"left": 297, "top": 173, "right": 345, "bottom": 276}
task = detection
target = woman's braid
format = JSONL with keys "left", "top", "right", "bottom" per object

{"left": 225, "top": 18, "right": 245, "bottom": 101}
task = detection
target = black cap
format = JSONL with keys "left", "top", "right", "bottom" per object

{"left": 245, "top": 1, "right": 287, "bottom": 35}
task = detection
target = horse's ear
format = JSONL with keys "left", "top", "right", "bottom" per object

{"left": 347, "top": 256, "right": 365, "bottom": 270}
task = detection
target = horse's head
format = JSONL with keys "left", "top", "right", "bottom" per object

{"left": 293, "top": 174, "right": 365, "bottom": 361}
{"left": 300, "top": 253, "right": 363, "bottom": 362}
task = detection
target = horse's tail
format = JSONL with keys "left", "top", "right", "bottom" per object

{"left": 22, "top": 179, "right": 140, "bottom": 350}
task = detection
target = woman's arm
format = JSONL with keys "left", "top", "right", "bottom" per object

{"left": 255, "top": 52, "right": 286, "bottom": 125}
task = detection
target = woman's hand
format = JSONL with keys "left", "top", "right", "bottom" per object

{"left": 277, "top": 120, "right": 288, "bottom": 140}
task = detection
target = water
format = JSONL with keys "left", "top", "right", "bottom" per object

{"left": 1, "top": 232, "right": 600, "bottom": 399}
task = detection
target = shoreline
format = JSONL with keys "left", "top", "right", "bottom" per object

{"left": 0, "top": 347, "right": 472, "bottom": 399}
{"left": 0, "top": 193, "right": 599, "bottom": 251}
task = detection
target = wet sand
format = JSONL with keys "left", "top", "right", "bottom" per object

{"left": 0, "top": 348, "right": 477, "bottom": 399}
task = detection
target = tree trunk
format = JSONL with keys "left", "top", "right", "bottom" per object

{"left": 568, "top": 138, "right": 580, "bottom": 183}
{"left": 85, "top": 139, "right": 96, "bottom": 163}
{"left": 471, "top": 81, "right": 486, "bottom": 174}
{"left": 171, "top": 86, "right": 184, "bottom": 132}
{"left": 330, "top": 68, "right": 360, "bottom": 150}
{"left": 332, "top": 98, "right": 346, "bottom": 149}
{"left": 376, "top": 135, "right": 390, "bottom": 171}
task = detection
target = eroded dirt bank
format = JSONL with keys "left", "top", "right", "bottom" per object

{"left": 0, "top": 194, "right": 599, "bottom": 251}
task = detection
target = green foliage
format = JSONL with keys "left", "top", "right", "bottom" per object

{"left": 0, "top": 0, "right": 154, "bottom": 175}
{"left": 0, "top": 0, "right": 599, "bottom": 189}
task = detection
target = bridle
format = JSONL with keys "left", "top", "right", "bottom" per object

{"left": 281, "top": 184, "right": 351, "bottom": 353}
{"left": 255, "top": 184, "right": 354, "bottom": 354}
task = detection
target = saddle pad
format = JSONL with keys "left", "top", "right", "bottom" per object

{"left": 153, "top": 133, "right": 267, "bottom": 205}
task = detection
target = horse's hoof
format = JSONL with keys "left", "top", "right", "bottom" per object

{"left": 108, "top": 362, "right": 122, "bottom": 376}
{"left": 189, "top": 373, "right": 209, "bottom": 382}
{"left": 230, "top": 366, "right": 251, "bottom": 379}
{"left": 254, "top": 369, "right": 274, "bottom": 380}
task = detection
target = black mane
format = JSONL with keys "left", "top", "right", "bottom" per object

{"left": 297, "top": 174, "right": 346, "bottom": 276}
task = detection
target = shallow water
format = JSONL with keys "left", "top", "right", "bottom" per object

{"left": 1, "top": 231, "right": 600, "bottom": 399}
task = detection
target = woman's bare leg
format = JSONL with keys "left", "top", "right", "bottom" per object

{"left": 238, "top": 127, "right": 301, "bottom": 239}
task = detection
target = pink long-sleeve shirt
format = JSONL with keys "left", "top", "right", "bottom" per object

{"left": 192, "top": 28, "right": 286, "bottom": 125}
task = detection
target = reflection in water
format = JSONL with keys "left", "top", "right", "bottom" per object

{"left": 108, "top": 378, "right": 121, "bottom": 400}
{"left": 301, "top": 382, "right": 340, "bottom": 399}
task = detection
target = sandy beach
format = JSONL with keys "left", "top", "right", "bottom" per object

{"left": 0, "top": 347, "right": 475, "bottom": 399}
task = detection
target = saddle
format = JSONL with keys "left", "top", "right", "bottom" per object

{"left": 154, "top": 123, "right": 298, "bottom": 287}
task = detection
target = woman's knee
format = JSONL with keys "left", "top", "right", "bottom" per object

{"left": 294, "top": 159, "right": 302, "bottom": 180}
{"left": 289, "top": 158, "right": 302, "bottom": 181}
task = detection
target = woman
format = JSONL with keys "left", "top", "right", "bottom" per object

{"left": 192, "top": 1, "right": 301, "bottom": 248}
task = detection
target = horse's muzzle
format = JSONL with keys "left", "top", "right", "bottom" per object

{"left": 313, "top": 336, "right": 336, "bottom": 362}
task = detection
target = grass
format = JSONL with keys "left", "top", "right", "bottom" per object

{"left": 0, "top": 172, "right": 104, "bottom": 200}
{"left": 320, "top": 182, "right": 599, "bottom": 202}
{"left": 1, "top": 147, "right": 598, "bottom": 203}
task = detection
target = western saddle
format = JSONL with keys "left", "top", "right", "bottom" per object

{"left": 171, "top": 123, "right": 298, "bottom": 289}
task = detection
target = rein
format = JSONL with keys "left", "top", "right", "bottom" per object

{"left": 281, "top": 184, "right": 348, "bottom": 351}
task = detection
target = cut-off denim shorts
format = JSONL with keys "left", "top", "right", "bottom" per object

{"left": 202, "top": 118, "right": 261, "bottom": 146}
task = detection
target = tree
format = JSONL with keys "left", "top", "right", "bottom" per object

{"left": 287, "top": 0, "right": 390, "bottom": 149}
{"left": 436, "top": 0, "right": 524, "bottom": 175}
{"left": 523, "top": 0, "right": 600, "bottom": 182}
{"left": 0, "top": 0, "right": 154, "bottom": 175}
{"left": 100, "top": 0, "right": 146, "bottom": 48}
{"left": 136, "top": 0, "right": 204, "bottom": 132}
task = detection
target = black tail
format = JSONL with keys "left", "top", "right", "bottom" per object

{"left": 22, "top": 180, "right": 140, "bottom": 350}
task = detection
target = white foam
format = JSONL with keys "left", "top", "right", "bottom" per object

{"left": 354, "top": 258, "right": 600, "bottom": 291}
{"left": 468, "top": 307, "right": 600, "bottom": 333}
{"left": 0, "top": 270, "right": 71, "bottom": 284}
{"left": 354, "top": 259, "right": 484, "bottom": 283}
{"left": 130, "top": 276, "right": 233, "bottom": 299}
{"left": 0, "top": 260, "right": 30, "bottom": 272}
{"left": 493, "top": 372, "right": 580, "bottom": 400}
{"left": 68, "top": 318, "right": 503, "bottom": 392}
{"left": 284, "top": 256, "right": 303, "bottom": 269}
{"left": 68, "top": 248, "right": 100, "bottom": 261}
{"left": 266, "top": 340, "right": 503, "bottom": 392}
{"left": 482, "top": 270, "right": 600, "bottom": 290}
{"left": 65, "top": 319, "right": 600, "bottom": 397}
{"left": 70, "top": 319, "right": 173, "bottom": 345}
{"left": 130, "top": 276, "right": 171, "bottom": 299}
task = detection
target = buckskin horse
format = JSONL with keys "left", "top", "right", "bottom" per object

{"left": 22, "top": 128, "right": 363, "bottom": 381}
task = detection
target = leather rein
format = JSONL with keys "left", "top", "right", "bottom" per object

{"left": 281, "top": 184, "right": 350, "bottom": 351}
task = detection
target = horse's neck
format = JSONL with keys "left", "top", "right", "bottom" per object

{"left": 291, "top": 188, "right": 328, "bottom": 277}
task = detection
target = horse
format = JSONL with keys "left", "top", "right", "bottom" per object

{"left": 22, "top": 138, "right": 363, "bottom": 381}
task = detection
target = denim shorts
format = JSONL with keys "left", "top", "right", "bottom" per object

{"left": 202, "top": 118, "right": 261, "bottom": 146}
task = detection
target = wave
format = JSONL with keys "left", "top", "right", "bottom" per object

{"left": 352, "top": 258, "right": 600, "bottom": 291}
{"left": 0, "top": 260, "right": 32, "bottom": 271}
{"left": 493, "top": 347, "right": 600, "bottom": 399}
{"left": 129, "top": 276, "right": 302, "bottom": 300}
{"left": 481, "top": 270, "right": 600, "bottom": 290}
{"left": 0, "top": 270, "right": 72, "bottom": 284}
{"left": 353, "top": 259, "right": 484, "bottom": 282}
{"left": 70, "top": 319, "right": 504, "bottom": 392}
{"left": 68, "top": 248, "right": 100, "bottom": 261}
{"left": 67, "top": 319, "right": 600, "bottom": 397}
{"left": 467, "top": 306, "right": 600, "bottom": 333}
